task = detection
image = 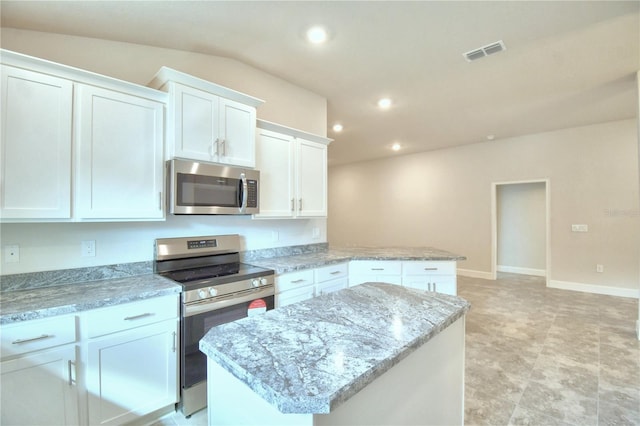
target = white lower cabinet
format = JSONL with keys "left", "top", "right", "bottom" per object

{"left": 86, "top": 320, "right": 178, "bottom": 425}
{"left": 0, "top": 295, "right": 180, "bottom": 426}
{"left": 0, "top": 314, "right": 79, "bottom": 426}
{"left": 275, "top": 263, "right": 349, "bottom": 307}
{"left": 402, "top": 261, "right": 457, "bottom": 295}
{"left": 314, "top": 263, "right": 348, "bottom": 296}
{"left": 348, "top": 261, "right": 403, "bottom": 287}
{"left": 276, "top": 269, "right": 315, "bottom": 308}
{"left": 83, "top": 296, "right": 179, "bottom": 426}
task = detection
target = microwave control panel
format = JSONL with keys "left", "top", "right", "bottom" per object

{"left": 247, "top": 180, "right": 258, "bottom": 207}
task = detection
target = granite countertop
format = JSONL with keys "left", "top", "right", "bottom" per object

{"left": 199, "top": 282, "right": 470, "bottom": 414}
{"left": 246, "top": 246, "right": 466, "bottom": 274}
{"left": 0, "top": 274, "right": 181, "bottom": 325}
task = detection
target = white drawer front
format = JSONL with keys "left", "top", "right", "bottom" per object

{"left": 276, "top": 286, "right": 315, "bottom": 308}
{"left": 275, "top": 269, "right": 315, "bottom": 293}
{"left": 1, "top": 315, "right": 77, "bottom": 359}
{"left": 315, "top": 263, "right": 348, "bottom": 283}
{"left": 402, "top": 261, "right": 456, "bottom": 276}
{"left": 85, "top": 295, "right": 179, "bottom": 338}
{"left": 349, "top": 261, "right": 402, "bottom": 276}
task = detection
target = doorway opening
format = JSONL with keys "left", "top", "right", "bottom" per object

{"left": 491, "top": 180, "right": 550, "bottom": 286}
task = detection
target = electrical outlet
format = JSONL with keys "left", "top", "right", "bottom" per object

{"left": 596, "top": 264, "right": 604, "bottom": 273}
{"left": 312, "top": 227, "right": 320, "bottom": 239}
{"left": 4, "top": 245, "right": 20, "bottom": 263}
{"left": 81, "top": 240, "right": 96, "bottom": 257}
{"left": 571, "top": 224, "right": 588, "bottom": 232}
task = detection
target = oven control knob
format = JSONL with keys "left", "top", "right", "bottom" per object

{"left": 208, "top": 287, "right": 218, "bottom": 297}
{"left": 251, "top": 279, "right": 260, "bottom": 288}
{"left": 198, "top": 289, "right": 207, "bottom": 299}
{"left": 260, "top": 278, "right": 268, "bottom": 286}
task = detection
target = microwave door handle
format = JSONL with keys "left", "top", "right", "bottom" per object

{"left": 239, "top": 173, "right": 248, "bottom": 213}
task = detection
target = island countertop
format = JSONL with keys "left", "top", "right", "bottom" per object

{"left": 199, "top": 282, "right": 470, "bottom": 415}
{"left": 245, "top": 246, "right": 466, "bottom": 274}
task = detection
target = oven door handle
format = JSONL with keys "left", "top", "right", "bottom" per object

{"left": 183, "top": 286, "right": 274, "bottom": 317}
{"left": 238, "top": 173, "right": 248, "bottom": 213}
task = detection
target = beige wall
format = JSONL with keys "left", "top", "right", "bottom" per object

{"left": 329, "top": 119, "right": 640, "bottom": 292}
{"left": 497, "top": 182, "right": 546, "bottom": 273}
{"left": 0, "top": 29, "right": 328, "bottom": 275}
{"left": 0, "top": 28, "right": 327, "bottom": 136}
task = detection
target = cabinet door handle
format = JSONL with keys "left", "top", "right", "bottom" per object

{"left": 221, "top": 139, "right": 226, "bottom": 156}
{"left": 158, "top": 192, "right": 163, "bottom": 210}
{"left": 291, "top": 198, "right": 295, "bottom": 212}
{"left": 330, "top": 271, "right": 342, "bottom": 275}
{"left": 423, "top": 267, "right": 438, "bottom": 271}
{"left": 433, "top": 283, "right": 437, "bottom": 292}
{"left": 213, "top": 138, "right": 220, "bottom": 156}
{"left": 371, "top": 268, "right": 384, "bottom": 271}
{"left": 124, "top": 313, "right": 154, "bottom": 321}
{"left": 12, "top": 334, "right": 53, "bottom": 344}
{"left": 299, "top": 198, "right": 302, "bottom": 211}
{"left": 291, "top": 279, "right": 306, "bottom": 284}
{"left": 68, "top": 360, "right": 76, "bottom": 386}
{"left": 172, "top": 331, "right": 177, "bottom": 353}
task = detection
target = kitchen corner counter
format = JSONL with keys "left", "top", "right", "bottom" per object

{"left": 245, "top": 246, "right": 466, "bottom": 274}
{"left": 200, "top": 282, "right": 470, "bottom": 419}
{"left": 0, "top": 274, "right": 181, "bottom": 325}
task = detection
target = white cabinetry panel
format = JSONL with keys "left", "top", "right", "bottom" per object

{"left": 349, "top": 261, "right": 403, "bottom": 287}
{"left": 402, "top": 261, "right": 457, "bottom": 295}
{"left": 0, "top": 65, "right": 73, "bottom": 219}
{"left": 75, "top": 84, "right": 164, "bottom": 220}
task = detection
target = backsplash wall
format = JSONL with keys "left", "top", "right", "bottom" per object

{"left": 0, "top": 215, "right": 327, "bottom": 275}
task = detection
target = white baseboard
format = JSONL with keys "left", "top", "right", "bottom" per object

{"left": 457, "top": 269, "right": 494, "bottom": 280}
{"left": 548, "top": 280, "right": 639, "bottom": 299}
{"left": 497, "top": 265, "right": 546, "bottom": 277}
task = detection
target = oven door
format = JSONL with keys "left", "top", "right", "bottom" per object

{"left": 181, "top": 287, "right": 275, "bottom": 389}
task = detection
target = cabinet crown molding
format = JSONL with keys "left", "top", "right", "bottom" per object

{"left": 257, "top": 119, "right": 332, "bottom": 145}
{"left": 148, "top": 66, "right": 264, "bottom": 108}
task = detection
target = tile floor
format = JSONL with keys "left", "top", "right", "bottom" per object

{"left": 461, "top": 273, "right": 639, "bottom": 426}
{"left": 152, "top": 273, "right": 640, "bottom": 426}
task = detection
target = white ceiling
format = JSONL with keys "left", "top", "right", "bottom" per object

{"left": 1, "top": 1, "right": 639, "bottom": 165}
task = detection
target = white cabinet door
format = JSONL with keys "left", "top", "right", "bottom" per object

{"left": 254, "top": 128, "right": 295, "bottom": 218}
{"left": 1, "top": 346, "right": 79, "bottom": 425}
{"left": 218, "top": 98, "right": 256, "bottom": 167}
{"left": 173, "top": 83, "right": 218, "bottom": 162}
{"left": 75, "top": 84, "right": 164, "bottom": 220}
{"left": 349, "top": 261, "right": 403, "bottom": 287}
{"left": 170, "top": 83, "right": 256, "bottom": 167}
{"left": 0, "top": 65, "right": 73, "bottom": 219}
{"left": 277, "top": 285, "right": 315, "bottom": 308}
{"left": 86, "top": 319, "right": 179, "bottom": 426}
{"left": 402, "top": 261, "right": 457, "bottom": 295}
{"left": 296, "top": 138, "right": 327, "bottom": 217}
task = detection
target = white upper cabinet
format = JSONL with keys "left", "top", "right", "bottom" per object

{"left": 0, "top": 49, "right": 167, "bottom": 222}
{"left": 254, "top": 120, "right": 331, "bottom": 219}
{"left": 148, "top": 67, "right": 263, "bottom": 168}
{"left": 1, "top": 65, "right": 73, "bottom": 219}
{"left": 75, "top": 84, "right": 164, "bottom": 220}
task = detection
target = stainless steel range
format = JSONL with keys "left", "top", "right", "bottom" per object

{"left": 154, "top": 234, "right": 275, "bottom": 417}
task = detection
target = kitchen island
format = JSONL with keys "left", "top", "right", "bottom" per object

{"left": 199, "top": 282, "right": 470, "bottom": 425}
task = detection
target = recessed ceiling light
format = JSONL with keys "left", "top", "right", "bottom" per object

{"left": 306, "top": 26, "right": 328, "bottom": 44}
{"left": 377, "top": 98, "right": 392, "bottom": 109}
{"left": 332, "top": 123, "right": 343, "bottom": 132}
{"left": 391, "top": 143, "right": 401, "bottom": 151}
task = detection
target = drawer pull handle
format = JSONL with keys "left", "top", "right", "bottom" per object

{"left": 330, "top": 271, "right": 342, "bottom": 275}
{"left": 124, "top": 313, "right": 154, "bottom": 321}
{"left": 291, "top": 279, "right": 306, "bottom": 284}
{"left": 371, "top": 268, "right": 384, "bottom": 271}
{"left": 424, "top": 268, "right": 438, "bottom": 271}
{"left": 12, "top": 334, "right": 53, "bottom": 344}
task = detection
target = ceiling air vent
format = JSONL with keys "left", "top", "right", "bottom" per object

{"left": 463, "top": 40, "right": 506, "bottom": 62}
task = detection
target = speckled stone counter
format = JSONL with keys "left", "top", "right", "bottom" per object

{"left": 200, "top": 282, "right": 470, "bottom": 420}
{"left": 0, "top": 274, "right": 181, "bottom": 325}
{"left": 246, "top": 246, "right": 465, "bottom": 274}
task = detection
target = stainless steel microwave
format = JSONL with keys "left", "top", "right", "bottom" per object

{"left": 168, "top": 159, "right": 259, "bottom": 215}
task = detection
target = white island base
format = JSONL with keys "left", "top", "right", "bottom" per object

{"left": 207, "top": 317, "right": 465, "bottom": 426}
